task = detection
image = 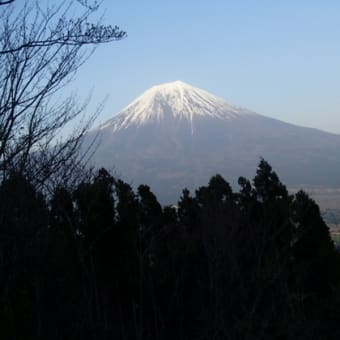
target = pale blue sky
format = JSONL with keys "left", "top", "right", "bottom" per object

{"left": 70, "top": 1, "right": 340, "bottom": 133}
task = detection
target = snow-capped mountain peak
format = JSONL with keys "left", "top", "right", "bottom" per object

{"left": 100, "top": 81, "right": 256, "bottom": 133}
{"left": 86, "top": 81, "right": 340, "bottom": 204}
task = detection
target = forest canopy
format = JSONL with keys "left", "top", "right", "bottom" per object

{"left": 1, "top": 160, "right": 340, "bottom": 340}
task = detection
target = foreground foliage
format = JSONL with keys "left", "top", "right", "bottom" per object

{"left": 0, "top": 160, "right": 340, "bottom": 340}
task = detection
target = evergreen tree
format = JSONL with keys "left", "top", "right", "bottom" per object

{"left": 44, "top": 186, "right": 83, "bottom": 337}
{"left": 137, "top": 184, "right": 163, "bottom": 254}
{"left": 178, "top": 188, "right": 199, "bottom": 231}
{"left": 0, "top": 173, "right": 48, "bottom": 338}
{"left": 1, "top": 163, "right": 340, "bottom": 339}
{"left": 292, "top": 190, "right": 340, "bottom": 295}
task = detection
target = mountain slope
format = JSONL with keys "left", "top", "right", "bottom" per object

{"left": 86, "top": 81, "right": 340, "bottom": 203}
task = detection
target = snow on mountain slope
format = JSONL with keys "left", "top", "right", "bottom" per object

{"left": 85, "top": 80, "right": 340, "bottom": 204}
{"left": 100, "top": 81, "right": 256, "bottom": 134}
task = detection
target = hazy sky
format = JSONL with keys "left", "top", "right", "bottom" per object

{"left": 70, "top": 1, "right": 340, "bottom": 133}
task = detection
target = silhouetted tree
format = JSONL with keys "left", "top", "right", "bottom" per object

{"left": 178, "top": 188, "right": 199, "bottom": 231}
{"left": 0, "top": 0, "right": 126, "bottom": 189}
{"left": 1, "top": 162, "right": 340, "bottom": 340}
{"left": 138, "top": 185, "right": 162, "bottom": 230}
{"left": 0, "top": 173, "right": 48, "bottom": 338}
{"left": 0, "top": 1, "right": 14, "bottom": 6}
{"left": 292, "top": 190, "right": 340, "bottom": 295}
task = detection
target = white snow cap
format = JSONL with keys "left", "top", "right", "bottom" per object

{"left": 101, "top": 80, "right": 256, "bottom": 132}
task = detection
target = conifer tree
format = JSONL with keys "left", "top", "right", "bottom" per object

{"left": 292, "top": 190, "right": 340, "bottom": 295}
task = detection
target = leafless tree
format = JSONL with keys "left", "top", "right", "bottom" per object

{"left": 0, "top": 0, "right": 126, "bottom": 189}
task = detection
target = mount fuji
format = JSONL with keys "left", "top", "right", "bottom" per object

{"left": 86, "top": 81, "right": 340, "bottom": 203}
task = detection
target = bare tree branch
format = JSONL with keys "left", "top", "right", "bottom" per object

{"left": 0, "top": 0, "right": 15, "bottom": 6}
{"left": 0, "top": 0, "right": 103, "bottom": 9}
{"left": 0, "top": 0, "right": 126, "bottom": 188}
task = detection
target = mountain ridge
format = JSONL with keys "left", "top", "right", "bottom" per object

{"left": 86, "top": 81, "right": 340, "bottom": 203}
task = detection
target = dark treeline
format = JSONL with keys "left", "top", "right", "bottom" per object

{"left": 1, "top": 159, "right": 340, "bottom": 340}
